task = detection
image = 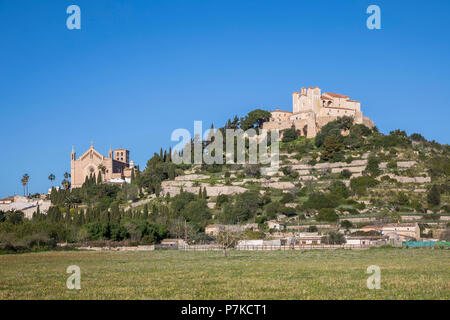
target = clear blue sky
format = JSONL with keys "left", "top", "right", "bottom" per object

{"left": 0, "top": 0, "right": 449, "bottom": 198}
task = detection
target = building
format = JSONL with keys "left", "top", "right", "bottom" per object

{"left": 263, "top": 86, "right": 374, "bottom": 138}
{"left": 267, "top": 220, "right": 286, "bottom": 231}
{"left": 362, "top": 223, "right": 420, "bottom": 241}
{"left": 381, "top": 223, "right": 420, "bottom": 241}
{"left": 205, "top": 223, "right": 259, "bottom": 236}
{"left": 70, "top": 143, "right": 136, "bottom": 189}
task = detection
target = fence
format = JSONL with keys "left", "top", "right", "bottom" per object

{"left": 402, "top": 241, "right": 450, "bottom": 248}
{"left": 178, "top": 244, "right": 379, "bottom": 251}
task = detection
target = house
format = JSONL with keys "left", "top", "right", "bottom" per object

{"left": 381, "top": 223, "right": 420, "bottom": 241}
{"left": 160, "top": 239, "right": 186, "bottom": 248}
{"left": 345, "top": 236, "right": 385, "bottom": 246}
{"left": 291, "top": 233, "right": 322, "bottom": 245}
{"left": 205, "top": 223, "right": 259, "bottom": 236}
{"left": 0, "top": 196, "right": 14, "bottom": 204}
{"left": 267, "top": 220, "right": 286, "bottom": 231}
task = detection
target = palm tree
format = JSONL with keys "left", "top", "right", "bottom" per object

{"left": 48, "top": 174, "right": 55, "bottom": 187}
{"left": 97, "top": 164, "right": 106, "bottom": 174}
{"left": 21, "top": 174, "right": 30, "bottom": 196}
{"left": 62, "top": 172, "right": 71, "bottom": 190}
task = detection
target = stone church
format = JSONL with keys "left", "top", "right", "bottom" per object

{"left": 263, "top": 86, "right": 374, "bottom": 138}
{"left": 70, "top": 144, "right": 136, "bottom": 188}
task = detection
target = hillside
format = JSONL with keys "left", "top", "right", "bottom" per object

{"left": 1, "top": 112, "right": 449, "bottom": 251}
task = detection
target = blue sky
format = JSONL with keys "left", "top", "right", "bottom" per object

{"left": 0, "top": 0, "right": 449, "bottom": 197}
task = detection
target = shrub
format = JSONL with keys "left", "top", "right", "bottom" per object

{"left": 280, "top": 193, "right": 295, "bottom": 204}
{"left": 328, "top": 181, "right": 350, "bottom": 199}
{"left": 340, "top": 169, "right": 352, "bottom": 179}
{"left": 387, "top": 160, "right": 397, "bottom": 169}
{"left": 364, "top": 155, "right": 381, "bottom": 177}
{"left": 303, "top": 193, "right": 339, "bottom": 210}
{"left": 316, "top": 208, "right": 339, "bottom": 223}
{"left": 321, "top": 231, "right": 346, "bottom": 244}
{"left": 282, "top": 126, "right": 299, "bottom": 143}
{"left": 427, "top": 185, "right": 441, "bottom": 207}
{"left": 350, "top": 176, "right": 379, "bottom": 196}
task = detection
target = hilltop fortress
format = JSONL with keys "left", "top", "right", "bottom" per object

{"left": 263, "top": 86, "right": 374, "bottom": 138}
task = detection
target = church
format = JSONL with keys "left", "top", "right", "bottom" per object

{"left": 70, "top": 144, "right": 136, "bottom": 189}
{"left": 262, "top": 86, "right": 374, "bottom": 138}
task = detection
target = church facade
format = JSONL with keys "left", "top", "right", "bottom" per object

{"left": 70, "top": 144, "right": 136, "bottom": 189}
{"left": 263, "top": 86, "right": 374, "bottom": 138}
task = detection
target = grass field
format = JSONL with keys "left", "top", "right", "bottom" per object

{"left": 0, "top": 248, "right": 449, "bottom": 299}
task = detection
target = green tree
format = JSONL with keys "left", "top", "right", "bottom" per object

{"left": 364, "top": 155, "right": 381, "bottom": 177}
{"left": 21, "top": 174, "right": 30, "bottom": 196}
{"left": 321, "top": 135, "right": 343, "bottom": 161}
{"left": 240, "top": 109, "right": 271, "bottom": 130}
{"left": 427, "top": 185, "right": 441, "bottom": 207}
{"left": 321, "top": 231, "right": 346, "bottom": 245}
{"left": 316, "top": 208, "right": 339, "bottom": 223}
{"left": 281, "top": 126, "right": 298, "bottom": 143}
{"left": 48, "top": 174, "right": 55, "bottom": 188}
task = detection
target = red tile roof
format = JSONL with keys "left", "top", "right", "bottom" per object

{"left": 324, "top": 92, "right": 350, "bottom": 99}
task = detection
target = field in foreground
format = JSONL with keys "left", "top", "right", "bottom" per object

{"left": 0, "top": 249, "right": 449, "bottom": 299}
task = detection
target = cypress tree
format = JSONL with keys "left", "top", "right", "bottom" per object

{"left": 427, "top": 184, "right": 441, "bottom": 207}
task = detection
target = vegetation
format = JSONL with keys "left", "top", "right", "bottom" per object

{"left": 0, "top": 250, "right": 448, "bottom": 299}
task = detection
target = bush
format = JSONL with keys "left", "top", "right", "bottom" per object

{"left": 364, "top": 155, "right": 381, "bottom": 177}
{"left": 280, "top": 193, "right": 295, "bottom": 204}
{"left": 427, "top": 185, "right": 441, "bottom": 207}
{"left": 302, "top": 193, "right": 339, "bottom": 210}
{"left": 321, "top": 231, "right": 346, "bottom": 244}
{"left": 316, "top": 208, "right": 339, "bottom": 223}
{"left": 350, "top": 176, "right": 379, "bottom": 196}
{"left": 282, "top": 126, "right": 299, "bottom": 143}
{"left": 340, "top": 169, "right": 352, "bottom": 179}
{"left": 328, "top": 181, "right": 350, "bottom": 199}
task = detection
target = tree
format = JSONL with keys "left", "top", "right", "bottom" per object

{"left": 97, "top": 164, "right": 106, "bottom": 183}
{"left": 216, "top": 231, "right": 239, "bottom": 257}
{"left": 240, "top": 109, "right": 271, "bottom": 130}
{"left": 321, "top": 231, "right": 346, "bottom": 245}
{"left": 316, "top": 208, "right": 339, "bottom": 223}
{"left": 364, "top": 154, "right": 381, "bottom": 177}
{"left": 21, "top": 174, "right": 30, "bottom": 196}
{"left": 281, "top": 126, "right": 298, "bottom": 143}
{"left": 48, "top": 174, "right": 55, "bottom": 188}
{"left": 396, "top": 192, "right": 410, "bottom": 206}
{"left": 340, "top": 220, "right": 353, "bottom": 230}
{"left": 427, "top": 185, "right": 441, "bottom": 207}
{"left": 321, "top": 135, "right": 343, "bottom": 161}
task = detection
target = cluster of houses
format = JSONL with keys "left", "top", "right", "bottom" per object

{"left": 0, "top": 195, "right": 51, "bottom": 219}
{"left": 204, "top": 222, "right": 426, "bottom": 249}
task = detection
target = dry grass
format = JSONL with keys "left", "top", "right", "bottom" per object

{"left": 0, "top": 248, "right": 449, "bottom": 299}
